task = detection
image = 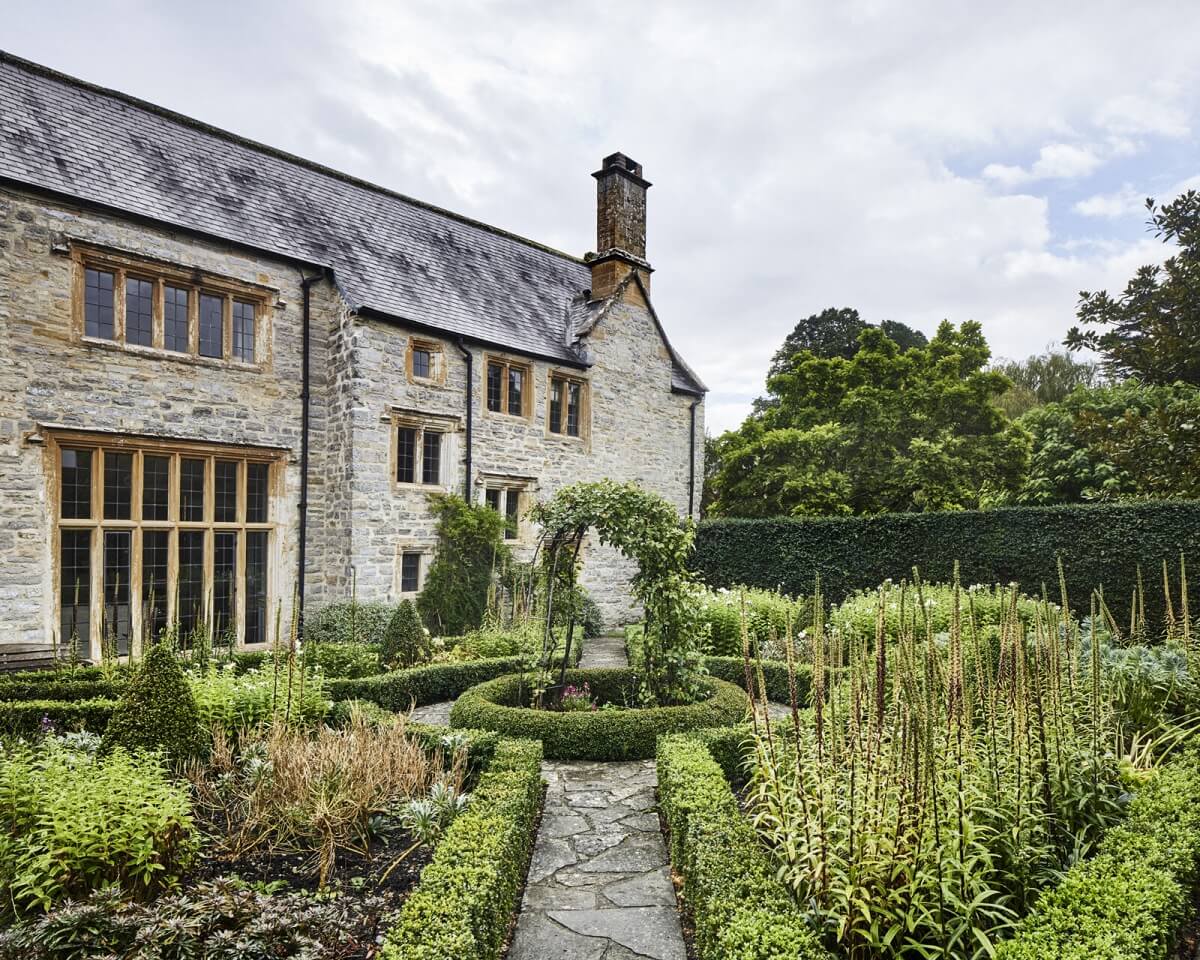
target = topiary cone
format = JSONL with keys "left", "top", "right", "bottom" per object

{"left": 101, "top": 642, "right": 207, "bottom": 761}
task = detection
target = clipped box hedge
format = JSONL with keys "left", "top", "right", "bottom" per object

{"left": 449, "top": 668, "right": 749, "bottom": 761}
{"left": 0, "top": 677, "right": 125, "bottom": 703}
{"left": 694, "top": 501, "right": 1200, "bottom": 625}
{"left": 383, "top": 737, "right": 544, "bottom": 960}
{"left": 326, "top": 657, "right": 527, "bottom": 710}
{"left": 0, "top": 697, "right": 117, "bottom": 736}
{"left": 997, "top": 750, "right": 1200, "bottom": 960}
{"left": 656, "top": 734, "right": 832, "bottom": 960}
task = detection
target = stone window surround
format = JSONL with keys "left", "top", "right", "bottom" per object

{"left": 42, "top": 428, "right": 284, "bottom": 659}
{"left": 387, "top": 407, "right": 459, "bottom": 493}
{"left": 393, "top": 543, "right": 431, "bottom": 598}
{"left": 405, "top": 335, "right": 447, "bottom": 386}
{"left": 483, "top": 353, "right": 534, "bottom": 421}
{"left": 67, "top": 241, "right": 275, "bottom": 371}
{"left": 545, "top": 368, "right": 591, "bottom": 446}
{"left": 477, "top": 472, "right": 538, "bottom": 545}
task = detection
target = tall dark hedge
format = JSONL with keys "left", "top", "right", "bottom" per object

{"left": 693, "top": 501, "right": 1200, "bottom": 628}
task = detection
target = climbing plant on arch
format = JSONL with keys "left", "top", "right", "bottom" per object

{"left": 528, "top": 480, "right": 707, "bottom": 705}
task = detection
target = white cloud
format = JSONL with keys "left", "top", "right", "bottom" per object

{"left": 4, "top": 0, "right": 1200, "bottom": 435}
{"left": 984, "top": 143, "right": 1103, "bottom": 186}
{"left": 1074, "top": 185, "right": 1146, "bottom": 219}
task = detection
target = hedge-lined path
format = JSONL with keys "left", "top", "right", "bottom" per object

{"left": 508, "top": 759, "right": 685, "bottom": 960}
{"left": 409, "top": 699, "right": 453, "bottom": 725}
{"left": 579, "top": 630, "right": 628, "bottom": 668}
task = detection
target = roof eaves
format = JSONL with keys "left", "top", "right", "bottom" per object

{"left": 0, "top": 49, "right": 587, "bottom": 269}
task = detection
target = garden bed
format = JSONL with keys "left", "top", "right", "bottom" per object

{"left": 449, "top": 668, "right": 749, "bottom": 760}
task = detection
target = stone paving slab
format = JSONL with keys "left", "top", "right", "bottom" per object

{"left": 507, "top": 760, "right": 686, "bottom": 960}
{"left": 409, "top": 700, "right": 453, "bottom": 725}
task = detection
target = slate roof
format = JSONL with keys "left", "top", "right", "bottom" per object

{"left": 0, "top": 52, "right": 706, "bottom": 392}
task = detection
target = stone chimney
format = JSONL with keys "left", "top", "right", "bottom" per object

{"left": 588, "top": 152, "right": 653, "bottom": 301}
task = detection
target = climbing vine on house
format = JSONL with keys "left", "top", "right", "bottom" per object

{"left": 529, "top": 480, "right": 706, "bottom": 704}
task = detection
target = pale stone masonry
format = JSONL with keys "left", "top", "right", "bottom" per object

{"left": 0, "top": 53, "right": 705, "bottom": 654}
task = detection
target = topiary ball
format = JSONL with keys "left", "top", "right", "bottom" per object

{"left": 101, "top": 643, "right": 206, "bottom": 761}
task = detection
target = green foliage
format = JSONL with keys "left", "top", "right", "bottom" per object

{"left": 530, "top": 479, "right": 705, "bottom": 704}
{"left": 302, "top": 640, "right": 382, "bottom": 679}
{"left": 712, "top": 321, "right": 1029, "bottom": 517}
{"left": 0, "top": 698, "right": 116, "bottom": 737}
{"left": 383, "top": 738, "right": 544, "bottom": 960}
{"left": 747, "top": 582, "right": 1127, "bottom": 959}
{"left": 656, "top": 735, "right": 831, "bottom": 960}
{"left": 0, "top": 879, "right": 391, "bottom": 958}
{"left": 0, "top": 677, "right": 123, "bottom": 703}
{"left": 997, "top": 751, "right": 1200, "bottom": 960}
{"left": 694, "top": 586, "right": 810, "bottom": 658}
{"left": 188, "top": 663, "right": 329, "bottom": 735}
{"left": 992, "top": 348, "right": 1104, "bottom": 418}
{"left": 830, "top": 580, "right": 1050, "bottom": 640}
{"left": 326, "top": 657, "right": 528, "bottom": 711}
{"left": 302, "top": 600, "right": 396, "bottom": 646}
{"left": 100, "top": 644, "right": 206, "bottom": 761}
{"left": 1066, "top": 191, "right": 1200, "bottom": 385}
{"left": 1010, "top": 382, "right": 1200, "bottom": 504}
{"left": 0, "top": 740, "right": 196, "bottom": 917}
{"left": 449, "top": 669, "right": 749, "bottom": 760}
{"left": 418, "top": 494, "right": 511, "bottom": 636}
{"left": 380, "top": 600, "right": 431, "bottom": 669}
{"left": 692, "top": 501, "right": 1200, "bottom": 629}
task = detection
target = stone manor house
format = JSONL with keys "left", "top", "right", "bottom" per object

{"left": 0, "top": 52, "right": 706, "bottom": 658}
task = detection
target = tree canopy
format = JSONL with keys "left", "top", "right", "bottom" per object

{"left": 1066, "top": 191, "right": 1200, "bottom": 385}
{"left": 1009, "top": 381, "right": 1200, "bottom": 505}
{"left": 709, "top": 321, "right": 1028, "bottom": 517}
{"left": 992, "top": 348, "right": 1104, "bottom": 419}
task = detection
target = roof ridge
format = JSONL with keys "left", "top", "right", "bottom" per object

{"left": 0, "top": 49, "right": 586, "bottom": 267}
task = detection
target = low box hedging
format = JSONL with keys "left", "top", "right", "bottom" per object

{"left": 383, "top": 737, "right": 543, "bottom": 960}
{"left": 656, "top": 734, "right": 831, "bottom": 959}
{"left": 449, "top": 669, "right": 749, "bottom": 761}
{"left": 326, "top": 657, "right": 527, "bottom": 710}
{"left": 0, "top": 677, "right": 124, "bottom": 702}
{"left": 624, "top": 628, "right": 806, "bottom": 705}
{"left": 0, "top": 698, "right": 117, "bottom": 736}
{"left": 694, "top": 502, "right": 1200, "bottom": 626}
{"left": 996, "top": 750, "right": 1200, "bottom": 960}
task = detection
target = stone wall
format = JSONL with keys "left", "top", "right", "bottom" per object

{"left": 0, "top": 186, "right": 343, "bottom": 648}
{"left": 344, "top": 286, "right": 704, "bottom": 626}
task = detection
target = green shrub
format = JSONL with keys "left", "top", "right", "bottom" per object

{"left": 303, "top": 600, "right": 396, "bottom": 646}
{"left": 997, "top": 751, "right": 1200, "bottom": 960}
{"left": 694, "top": 502, "right": 1200, "bottom": 627}
{"left": 0, "top": 741, "right": 197, "bottom": 917}
{"left": 449, "top": 669, "right": 749, "bottom": 760}
{"left": 189, "top": 663, "right": 329, "bottom": 735}
{"left": 0, "top": 677, "right": 124, "bottom": 702}
{"left": 656, "top": 735, "right": 831, "bottom": 959}
{"left": 381, "top": 600, "right": 431, "bottom": 669}
{"left": 303, "top": 641, "right": 382, "bottom": 679}
{"left": 325, "top": 698, "right": 398, "bottom": 728}
{"left": 383, "top": 738, "right": 543, "bottom": 960}
{"left": 418, "top": 494, "right": 511, "bottom": 636}
{"left": 625, "top": 629, "right": 805, "bottom": 705}
{"left": 327, "top": 657, "right": 528, "bottom": 711}
{"left": 0, "top": 698, "right": 117, "bottom": 736}
{"left": 694, "top": 586, "right": 810, "bottom": 658}
{"left": 101, "top": 644, "right": 206, "bottom": 761}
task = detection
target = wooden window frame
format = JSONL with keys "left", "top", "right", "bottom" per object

{"left": 69, "top": 244, "right": 273, "bottom": 370}
{"left": 483, "top": 354, "right": 534, "bottom": 420}
{"left": 405, "top": 337, "right": 446, "bottom": 385}
{"left": 390, "top": 413, "right": 454, "bottom": 491}
{"left": 546, "top": 370, "right": 590, "bottom": 442}
{"left": 46, "top": 431, "right": 283, "bottom": 659}
{"left": 481, "top": 480, "right": 533, "bottom": 544}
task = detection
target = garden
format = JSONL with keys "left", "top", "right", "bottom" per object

{"left": 1, "top": 481, "right": 1200, "bottom": 960}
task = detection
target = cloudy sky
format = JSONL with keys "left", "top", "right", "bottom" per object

{"left": 7, "top": 1, "right": 1200, "bottom": 432}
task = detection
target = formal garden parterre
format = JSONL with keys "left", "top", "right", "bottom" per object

{"left": 1, "top": 482, "right": 1200, "bottom": 959}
